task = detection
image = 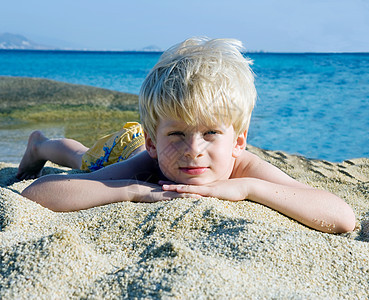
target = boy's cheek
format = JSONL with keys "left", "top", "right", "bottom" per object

{"left": 158, "top": 162, "right": 178, "bottom": 183}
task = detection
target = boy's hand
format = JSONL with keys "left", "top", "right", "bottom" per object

{"left": 160, "top": 179, "right": 248, "bottom": 202}
{"left": 130, "top": 182, "right": 201, "bottom": 203}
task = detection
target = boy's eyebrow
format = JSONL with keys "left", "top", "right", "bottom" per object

{"left": 160, "top": 118, "right": 229, "bottom": 131}
{"left": 170, "top": 124, "right": 227, "bottom": 132}
{"left": 162, "top": 122, "right": 186, "bottom": 130}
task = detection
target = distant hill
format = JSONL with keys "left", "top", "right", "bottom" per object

{"left": 0, "top": 33, "right": 53, "bottom": 50}
{"left": 141, "top": 45, "right": 162, "bottom": 52}
{"left": 0, "top": 32, "right": 163, "bottom": 51}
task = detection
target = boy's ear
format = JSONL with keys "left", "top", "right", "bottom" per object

{"left": 232, "top": 130, "right": 247, "bottom": 158}
{"left": 144, "top": 132, "right": 157, "bottom": 159}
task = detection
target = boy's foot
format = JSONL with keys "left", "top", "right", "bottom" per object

{"left": 16, "top": 131, "right": 48, "bottom": 180}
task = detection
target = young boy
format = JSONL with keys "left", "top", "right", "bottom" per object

{"left": 17, "top": 37, "right": 355, "bottom": 233}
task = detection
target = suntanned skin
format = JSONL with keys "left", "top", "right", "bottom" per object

{"left": 19, "top": 118, "right": 356, "bottom": 234}
{"left": 17, "top": 131, "right": 87, "bottom": 180}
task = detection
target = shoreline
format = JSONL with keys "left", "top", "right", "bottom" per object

{"left": 1, "top": 75, "right": 368, "bottom": 162}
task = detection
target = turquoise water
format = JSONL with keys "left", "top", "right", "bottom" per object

{"left": 1, "top": 50, "right": 368, "bottom": 162}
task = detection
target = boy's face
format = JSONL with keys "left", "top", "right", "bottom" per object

{"left": 145, "top": 117, "right": 246, "bottom": 185}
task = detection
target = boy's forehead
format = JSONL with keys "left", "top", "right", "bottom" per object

{"left": 157, "top": 117, "right": 230, "bottom": 131}
{"left": 158, "top": 118, "right": 188, "bottom": 128}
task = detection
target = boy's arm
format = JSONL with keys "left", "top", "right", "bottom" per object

{"left": 162, "top": 151, "right": 356, "bottom": 233}
{"left": 22, "top": 176, "right": 188, "bottom": 212}
{"left": 21, "top": 151, "right": 195, "bottom": 211}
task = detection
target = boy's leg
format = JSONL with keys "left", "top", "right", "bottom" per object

{"left": 17, "top": 131, "right": 89, "bottom": 180}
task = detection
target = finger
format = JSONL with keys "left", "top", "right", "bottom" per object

{"left": 178, "top": 185, "right": 214, "bottom": 197}
{"left": 174, "top": 184, "right": 200, "bottom": 193}
{"left": 161, "top": 184, "right": 179, "bottom": 191}
{"left": 162, "top": 184, "right": 208, "bottom": 197}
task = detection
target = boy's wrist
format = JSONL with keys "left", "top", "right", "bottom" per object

{"left": 242, "top": 177, "right": 271, "bottom": 204}
{"left": 125, "top": 181, "right": 157, "bottom": 202}
{"left": 125, "top": 182, "right": 144, "bottom": 202}
{"left": 242, "top": 177, "right": 258, "bottom": 200}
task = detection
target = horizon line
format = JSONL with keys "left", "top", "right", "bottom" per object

{"left": 1, "top": 48, "right": 369, "bottom": 55}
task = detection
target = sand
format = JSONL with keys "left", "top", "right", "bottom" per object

{"left": 0, "top": 146, "right": 368, "bottom": 299}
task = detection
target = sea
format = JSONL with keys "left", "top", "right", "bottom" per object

{"left": 1, "top": 50, "right": 369, "bottom": 163}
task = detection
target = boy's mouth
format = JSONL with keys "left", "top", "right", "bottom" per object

{"left": 179, "top": 167, "right": 208, "bottom": 175}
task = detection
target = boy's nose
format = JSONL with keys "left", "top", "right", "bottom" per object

{"left": 183, "top": 135, "right": 204, "bottom": 158}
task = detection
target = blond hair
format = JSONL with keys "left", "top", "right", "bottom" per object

{"left": 139, "top": 37, "right": 257, "bottom": 142}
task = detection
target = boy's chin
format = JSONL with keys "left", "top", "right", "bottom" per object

{"left": 162, "top": 170, "right": 223, "bottom": 186}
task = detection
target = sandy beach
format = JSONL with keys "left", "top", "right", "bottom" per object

{"left": 1, "top": 77, "right": 369, "bottom": 298}
{"left": 0, "top": 147, "right": 368, "bottom": 298}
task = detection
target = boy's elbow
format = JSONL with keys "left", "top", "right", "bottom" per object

{"left": 21, "top": 186, "right": 35, "bottom": 202}
{"left": 336, "top": 206, "right": 356, "bottom": 233}
{"left": 21, "top": 185, "right": 64, "bottom": 212}
{"left": 21, "top": 186, "right": 47, "bottom": 209}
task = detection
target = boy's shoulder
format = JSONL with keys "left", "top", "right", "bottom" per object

{"left": 131, "top": 150, "right": 163, "bottom": 182}
{"left": 88, "top": 150, "right": 160, "bottom": 182}
{"left": 231, "top": 149, "right": 279, "bottom": 179}
{"left": 231, "top": 150, "right": 259, "bottom": 178}
{"left": 232, "top": 149, "right": 305, "bottom": 188}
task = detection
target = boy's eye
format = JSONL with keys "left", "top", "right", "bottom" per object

{"left": 204, "top": 130, "right": 218, "bottom": 135}
{"left": 168, "top": 131, "right": 185, "bottom": 136}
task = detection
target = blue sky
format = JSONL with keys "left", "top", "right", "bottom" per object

{"left": 1, "top": 0, "right": 368, "bottom": 52}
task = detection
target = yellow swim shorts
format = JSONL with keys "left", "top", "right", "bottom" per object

{"left": 81, "top": 122, "right": 145, "bottom": 171}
